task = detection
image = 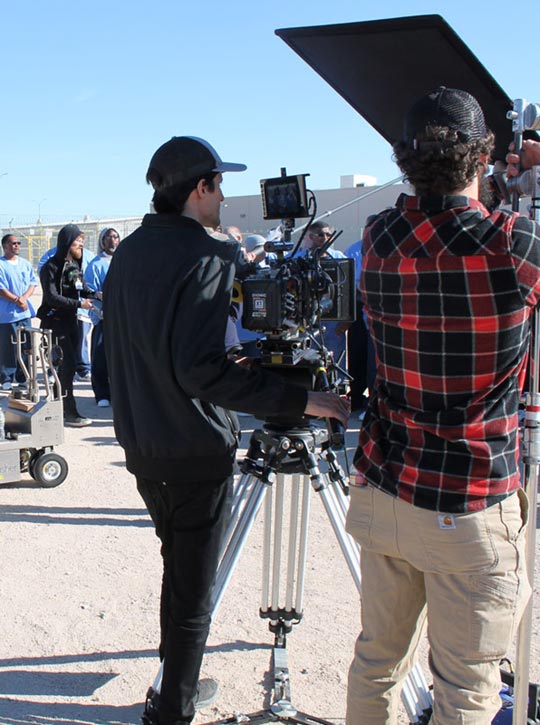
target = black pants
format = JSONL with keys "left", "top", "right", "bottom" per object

{"left": 42, "top": 318, "right": 79, "bottom": 414}
{"left": 90, "top": 321, "right": 110, "bottom": 402}
{"left": 347, "top": 297, "right": 376, "bottom": 410}
{"left": 137, "top": 475, "right": 233, "bottom": 724}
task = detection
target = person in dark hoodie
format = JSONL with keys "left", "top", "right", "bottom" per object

{"left": 103, "top": 136, "right": 349, "bottom": 725}
{"left": 38, "top": 224, "right": 94, "bottom": 427}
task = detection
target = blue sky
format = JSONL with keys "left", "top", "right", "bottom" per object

{"left": 0, "top": 0, "right": 537, "bottom": 225}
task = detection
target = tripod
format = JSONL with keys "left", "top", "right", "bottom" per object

{"left": 151, "top": 421, "right": 433, "bottom": 724}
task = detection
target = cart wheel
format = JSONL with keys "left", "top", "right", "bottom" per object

{"left": 32, "top": 453, "right": 68, "bottom": 488}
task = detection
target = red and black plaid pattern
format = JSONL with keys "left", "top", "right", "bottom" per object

{"left": 354, "top": 194, "right": 540, "bottom": 512}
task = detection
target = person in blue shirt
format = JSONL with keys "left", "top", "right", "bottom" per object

{"left": 0, "top": 234, "right": 37, "bottom": 389}
{"left": 300, "top": 222, "right": 348, "bottom": 365}
{"left": 39, "top": 244, "right": 94, "bottom": 380}
{"left": 84, "top": 228, "right": 120, "bottom": 407}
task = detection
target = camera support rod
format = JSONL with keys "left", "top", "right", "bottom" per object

{"left": 509, "top": 97, "right": 540, "bottom": 725}
{"left": 290, "top": 174, "right": 405, "bottom": 236}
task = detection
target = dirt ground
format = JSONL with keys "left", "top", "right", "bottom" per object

{"left": 0, "top": 373, "right": 538, "bottom": 725}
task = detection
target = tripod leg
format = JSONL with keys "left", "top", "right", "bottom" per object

{"left": 514, "top": 308, "right": 540, "bottom": 725}
{"left": 220, "top": 473, "right": 259, "bottom": 560}
{"left": 214, "top": 474, "right": 268, "bottom": 612}
{"left": 513, "top": 464, "right": 539, "bottom": 724}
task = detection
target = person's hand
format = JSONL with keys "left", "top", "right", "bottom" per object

{"left": 80, "top": 298, "right": 93, "bottom": 310}
{"left": 506, "top": 139, "right": 540, "bottom": 177}
{"left": 93, "top": 291, "right": 103, "bottom": 301}
{"left": 305, "top": 391, "right": 350, "bottom": 428}
{"left": 15, "top": 297, "right": 28, "bottom": 311}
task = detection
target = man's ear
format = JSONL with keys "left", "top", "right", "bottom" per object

{"left": 194, "top": 177, "right": 208, "bottom": 198}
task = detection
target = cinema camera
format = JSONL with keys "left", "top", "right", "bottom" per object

{"left": 236, "top": 170, "right": 355, "bottom": 429}
{"left": 490, "top": 99, "right": 540, "bottom": 210}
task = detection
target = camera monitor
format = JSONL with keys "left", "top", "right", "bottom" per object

{"left": 260, "top": 174, "right": 310, "bottom": 220}
{"left": 276, "top": 15, "right": 512, "bottom": 162}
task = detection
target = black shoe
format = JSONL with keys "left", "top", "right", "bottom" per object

{"left": 64, "top": 414, "right": 92, "bottom": 428}
{"left": 142, "top": 679, "right": 219, "bottom": 724}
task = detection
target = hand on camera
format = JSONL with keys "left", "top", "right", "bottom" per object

{"left": 305, "top": 391, "right": 350, "bottom": 428}
{"left": 506, "top": 139, "right": 540, "bottom": 177}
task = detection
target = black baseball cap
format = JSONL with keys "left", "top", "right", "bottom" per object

{"left": 147, "top": 136, "right": 247, "bottom": 189}
{"left": 404, "top": 86, "right": 489, "bottom": 144}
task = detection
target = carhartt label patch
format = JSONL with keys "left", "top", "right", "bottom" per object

{"left": 438, "top": 514, "right": 456, "bottom": 530}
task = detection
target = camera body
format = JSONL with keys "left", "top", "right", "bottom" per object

{"left": 235, "top": 172, "right": 355, "bottom": 431}
{"left": 241, "top": 254, "right": 355, "bottom": 338}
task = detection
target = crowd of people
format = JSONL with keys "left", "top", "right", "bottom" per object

{"left": 0, "top": 224, "right": 121, "bottom": 426}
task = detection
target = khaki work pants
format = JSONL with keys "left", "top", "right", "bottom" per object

{"left": 345, "top": 485, "right": 531, "bottom": 724}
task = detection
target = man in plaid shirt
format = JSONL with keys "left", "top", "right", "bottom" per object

{"left": 346, "top": 87, "right": 538, "bottom": 723}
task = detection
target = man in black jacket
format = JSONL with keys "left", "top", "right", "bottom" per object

{"left": 103, "top": 136, "right": 349, "bottom": 725}
{"left": 38, "top": 224, "right": 94, "bottom": 427}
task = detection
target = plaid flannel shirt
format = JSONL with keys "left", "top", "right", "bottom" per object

{"left": 353, "top": 194, "right": 540, "bottom": 512}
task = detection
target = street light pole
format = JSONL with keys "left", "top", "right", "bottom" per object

{"left": 33, "top": 197, "right": 47, "bottom": 225}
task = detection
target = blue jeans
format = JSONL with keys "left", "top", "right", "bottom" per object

{"left": 90, "top": 321, "right": 109, "bottom": 402}
{"left": 77, "top": 318, "right": 91, "bottom": 375}
{"left": 0, "top": 319, "right": 30, "bottom": 383}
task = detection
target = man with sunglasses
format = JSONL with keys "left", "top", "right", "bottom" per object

{"left": 0, "top": 234, "right": 37, "bottom": 389}
{"left": 301, "top": 221, "right": 336, "bottom": 252}
{"left": 301, "top": 221, "right": 349, "bottom": 367}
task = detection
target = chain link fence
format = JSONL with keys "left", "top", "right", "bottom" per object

{"left": 0, "top": 217, "right": 143, "bottom": 267}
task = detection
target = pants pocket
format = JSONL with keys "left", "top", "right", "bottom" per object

{"left": 467, "top": 493, "right": 531, "bottom": 659}
{"left": 346, "top": 484, "right": 374, "bottom": 549}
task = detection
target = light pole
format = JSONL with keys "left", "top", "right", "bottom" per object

{"left": 33, "top": 197, "right": 46, "bottom": 225}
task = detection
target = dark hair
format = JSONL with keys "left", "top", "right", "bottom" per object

{"left": 308, "top": 220, "right": 334, "bottom": 234}
{"left": 147, "top": 172, "right": 217, "bottom": 214}
{"left": 393, "top": 126, "right": 495, "bottom": 196}
{"left": 1, "top": 233, "right": 15, "bottom": 246}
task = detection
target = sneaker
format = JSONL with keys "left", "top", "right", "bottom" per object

{"left": 64, "top": 414, "right": 92, "bottom": 427}
{"left": 194, "top": 678, "right": 218, "bottom": 709}
{"left": 75, "top": 371, "right": 91, "bottom": 381}
{"left": 2, "top": 381, "right": 12, "bottom": 391}
{"left": 97, "top": 399, "right": 110, "bottom": 408}
{"left": 142, "top": 679, "right": 218, "bottom": 723}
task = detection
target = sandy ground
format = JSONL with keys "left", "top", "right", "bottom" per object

{"left": 0, "top": 375, "right": 538, "bottom": 725}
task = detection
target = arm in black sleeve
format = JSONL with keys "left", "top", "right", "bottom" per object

{"left": 172, "top": 254, "right": 307, "bottom": 419}
{"left": 39, "top": 262, "right": 80, "bottom": 310}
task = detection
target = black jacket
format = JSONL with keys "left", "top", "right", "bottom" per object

{"left": 37, "top": 225, "right": 91, "bottom": 324}
{"left": 103, "top": 213, "right": 307, "bottom": 483}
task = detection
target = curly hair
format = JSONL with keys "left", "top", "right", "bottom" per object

{"left": 393, "top": 126, "right": 495, "bottom": 196}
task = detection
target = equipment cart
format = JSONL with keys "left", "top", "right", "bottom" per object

{"left": 0, "top": 326, "right": 68, "bottom": 488}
